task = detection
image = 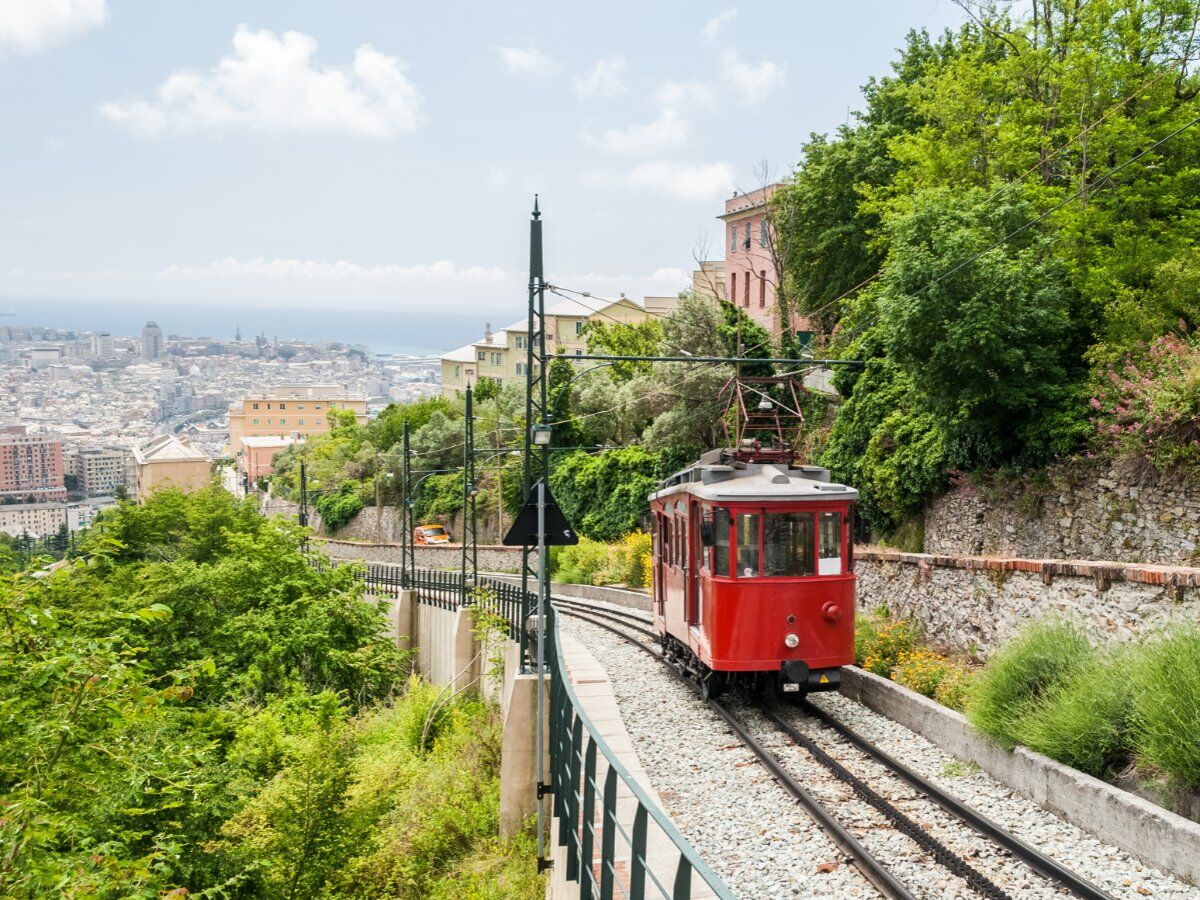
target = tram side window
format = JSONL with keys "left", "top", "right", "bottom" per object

{"left": 711, "top": 507, "right": 731, "bottom": 576}
{"left": 735, "top": 513, "right": 760, "bottom": 577}
{"left": 662, "top": 518, "right": 672, "bottom": 568}
{"left": 819, "top": 511, "right": 843, "bottom": 576}
{"left": 764, "top": 512, "right": 815, "bottom": 576}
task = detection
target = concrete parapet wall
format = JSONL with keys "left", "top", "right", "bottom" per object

{"left": 855, "top": 548, "right": 1200, "bottom": 654}
{"left": 841, "top": 665, "right": 1200, "bottom": 885}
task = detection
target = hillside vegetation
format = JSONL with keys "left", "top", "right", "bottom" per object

{"left": 0, "top": 489, "right": 541, "bottom": 898}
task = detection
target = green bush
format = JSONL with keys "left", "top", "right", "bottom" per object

{"left": 856, "top": 614, "right": 919, "bottom": 676}
{"left": 934, "top": 665, "right": 973, "bottom": 712}
{"left": 554, "top": 532, "right": 651, "bottom": 588}
{"left": 966, "top": 620, "right": 1093, "bottom": 748}
{"left": 316, "top": 481, "right": 366, "bottom": 531}
{"left": 1016, "top": 650, "right": 1132, "bottom": 776}
{"left": 1130, "top": 628, "right": 1200, "bottom": 789}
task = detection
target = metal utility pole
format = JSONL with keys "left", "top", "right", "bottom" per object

{"left": 400, "top": 421, "right": 415, "bottom": 586}
{"left": 298, "top": 459, "right": 309, "bottom": 529}
{"left": 519, "top": 196, "right": 552, "bottom": 869}
{"left": 374, "top": 451, "right": 384, "bottom": 543}
{"left": 461, "top": 385, "right": 478, "bottom": 604}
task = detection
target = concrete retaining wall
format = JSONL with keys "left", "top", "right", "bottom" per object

{"left": 840, "top": 665, "right": 1200, "bottom": 885}
{"left": 855, "top": 548, "right": 1200, "bottom": 655}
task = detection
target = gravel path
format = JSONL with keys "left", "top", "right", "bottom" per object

{"left": 558, "top": 598, "right": 1200, "bottom": 900}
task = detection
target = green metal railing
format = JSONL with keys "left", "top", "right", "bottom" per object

{"left": 546, "top": 600, "right": 734, "bottom": 899}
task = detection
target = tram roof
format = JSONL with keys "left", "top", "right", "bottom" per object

{"left": 648, "top": 451, "right": 858, "bottom": 504}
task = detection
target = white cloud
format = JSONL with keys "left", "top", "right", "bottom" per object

{"left": 590, "top": 108, "right": 688, "bottom": 154}
{"left": 701, "top": 7, "right": 737, "bottom": 44}
{"left": 495, "top": 44, "right": 560, "bottom": 76}
{"left": 719, "top": 49, "right": 785, "bottom": 104}
{"left": 100, "top": 26, "right": 422, "bottom": 138}
{"left": 573, "top": 55, "right": 628, "bottom": 98}
{"left": 0, "top": 0, "right": 106, "bottom": 54}
{"left": 654, "top": 79, "right": 717, "bottom": 109}
{"left": 159, "top": 256, "right": 510, "bottom": 285}
{"left": 583, "top": 160, "right": 735, "bottom": 202}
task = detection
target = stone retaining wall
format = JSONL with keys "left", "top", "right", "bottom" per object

{"left": 316, "top": 537, "right": 523, "bottom": 572}
{"left": 925, "top": 460, "right": 1200, "bottom": 565}
{"left": 856, "top": 548, "right": 1200, "bottom": 654}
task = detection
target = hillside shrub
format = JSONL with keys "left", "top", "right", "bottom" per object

{"left": 966, "top": 620, "right": 1092, "bottom": 748}
{"left": 316, "top": 481, "right": 366, "bottom": 531}
{"left": 1130, "top": 628, "right": 1200, "bottom": 789}
{"left": 1090, "top": 330, "right": 1200, "bottom": 476}
{"left": 855, "top": 614, "right": 919, "bottom": 677}
{"left": 933, "top": 665, "right": 973, "bottom": 712}
{"left": 1015, "top": 651, "right": 1132, "bottom": 776}
{"left": 554, "top": 532, "right": 651, "bottom": 588}
{"left": 891, "top": 649, "right": 955, "bottom": 698}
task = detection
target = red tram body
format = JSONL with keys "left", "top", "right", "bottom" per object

{"left": 649, "top": 449, "right": 858, "bottom": 697}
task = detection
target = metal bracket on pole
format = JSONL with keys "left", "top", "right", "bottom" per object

{"left": 461, "top": 385, "right": 478, "bottom": 604}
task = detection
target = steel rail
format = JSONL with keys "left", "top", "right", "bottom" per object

{"left": 761, "top": 708, "right": 1013, "bottom": 900}
{"left": 796, "top": 700, "right": 1115, "bottom": 900}
{"left": 555, "top": 602, "right": 916, "bottom": 900}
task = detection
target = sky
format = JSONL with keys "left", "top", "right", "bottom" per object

{"left": 0, "top": 0, "right": 968, "bottom": 327}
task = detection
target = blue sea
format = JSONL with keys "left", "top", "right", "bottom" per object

{"left": 0, "top": 296, "right": 491, "bottom": 357}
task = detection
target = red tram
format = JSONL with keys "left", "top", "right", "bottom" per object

{"left": 649, "top": 448, "right": 858, "bottom": 698}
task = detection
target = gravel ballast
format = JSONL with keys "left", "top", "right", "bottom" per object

{"left": 557, "top": 598, "right": 1200, "bottom": 900}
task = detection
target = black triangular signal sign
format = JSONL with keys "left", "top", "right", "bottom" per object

{"left": 502, "top": 480, "right": 578, "bottom": 546}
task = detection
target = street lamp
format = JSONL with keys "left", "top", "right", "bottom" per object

{"left": 531, "top": 424, "right": 552, "bottom": 446}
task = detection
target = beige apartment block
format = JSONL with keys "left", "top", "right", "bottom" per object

{"left": 440, "top": 296, "right": 650, "bottom": 396}
{"left": 227, "top": 384, "right": 368, "bottom": 452}
{"left": 132, "top": 434, "right": 212, "bottom": 500}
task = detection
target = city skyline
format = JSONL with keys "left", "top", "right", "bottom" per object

{"left": 1, "top": 1, "right": 967, "bottom": 317}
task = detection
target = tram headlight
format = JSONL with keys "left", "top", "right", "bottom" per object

{"left": 784, "top": 632, "right": 799, "bottom": 649}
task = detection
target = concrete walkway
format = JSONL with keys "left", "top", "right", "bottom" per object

{"left": 548, "top": 632, "right": 719, "bottom": 899}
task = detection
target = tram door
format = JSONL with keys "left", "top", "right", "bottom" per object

{"left": 687, "top": 502, "right": 700, "bottom": 626}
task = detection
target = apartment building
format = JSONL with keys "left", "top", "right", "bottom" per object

{"left": 440, "top": 295, "right": 649, "bottom": 396}
{"left": 239, "top": 435, "right": 295, "bottom": 484}
{"left": 226, "top": 384, "right": 369, "bottom": 453}
{"left": 720, "top": 185, "right": 812, "bottom": 342}
{"left": 0, "top": 425, "right": 67, "bottom": 502}
{"left": 131, "top": 434, "right": 212, "bottom": 500}
{"left": 73, "top": 447, "right": 128, "bottom": 496}
{"left": 0, "top": 496, "right": 116, "bottom": 538}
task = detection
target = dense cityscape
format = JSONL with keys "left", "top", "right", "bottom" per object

{"left": 0, "top": 316, "right": 439, "bottom": 541}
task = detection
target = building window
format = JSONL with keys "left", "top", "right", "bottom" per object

{"left": 252, "top": 402, "right": 259, "bottom": 410}
{"left": 478, "top": 351, "right": 486, "bottom": 361}
{"left": 279, "top": 403, "right": 286, "bottom": 410}
{"left": 743, "top": 271, "right": 750, "bottom": 307}
{"left": 279, "top": 418, "right": 286, "bottom": 425}
{"left": 515, "top": 363, "right": 525, "bottom": 376}
{"left": 252, "top": 418, "right": 259, "bottom": 425}
{"left": 730, "top": 224, "right": 737, "bottom": 251}
{"left": 759, "top": 270, "right": 767, "bottom": 307}
{"left": 575, "top": 349, "right": 583, "bottom": 356}
{"left": 315, "top": 404, "right": 322, "bottom": 410}
{"left": 516, "top": 335, "right": 526, "bottom": 349}
{"left": 298, "top": 419, "right": 305, "bottom": 426}
{"left": 729, "top": 273, "right": 736, "bottom": 301}
{"left": 760, "top": 218, "right": 768, "bottom": 247}
{"left": 575, "top": 321, "right": 583, "bottom": 335}
{"left": 298, "top": 403, "right": 305, "bottom": 409}
{"left": 265, "top": 418, "right": 272, "bottom": 425}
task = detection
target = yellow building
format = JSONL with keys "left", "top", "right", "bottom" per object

{"left": 227, "top": 385, "right": 369, "bottom": 453}
{"left": 131, "top": 434, "right": 212, "bottom": 500}
{"left": 440, "top": 296, "right": 650, "bottom": 396}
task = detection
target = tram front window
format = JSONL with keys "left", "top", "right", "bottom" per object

{"left": 764, "top": 512, "right": 815, "bottom": 576}
{"left": 711, "top": 507, "right": 731, "bottom": 576}
{"left": 735, "top": 513, "right": 760, "bottom": 577}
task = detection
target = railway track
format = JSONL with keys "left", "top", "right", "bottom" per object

{"left": 554, "top": 596, "right": 1114, "bottom": 900}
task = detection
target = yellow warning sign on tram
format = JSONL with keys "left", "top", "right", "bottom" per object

{"left": 819, "top": 674, "right": 829, "bottom": 684}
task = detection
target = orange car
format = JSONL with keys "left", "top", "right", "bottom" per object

{"left": 413, "top": 524, "right": 451, "bottom": 545}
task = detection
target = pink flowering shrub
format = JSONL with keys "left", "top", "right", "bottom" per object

{"left": 1090, "top": 327, "right": 1200, "bottom": 474}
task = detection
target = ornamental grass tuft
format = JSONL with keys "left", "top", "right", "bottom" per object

{"left": 1129, "top": 627, "right": 1200, "bottom": 790}
{"left": 966, "top": 619, "right": 1092, "bottom": 748}
{"left": 1015, "top": 650, "right": 1132, "bottom": 776}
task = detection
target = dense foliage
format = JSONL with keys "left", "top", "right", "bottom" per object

{"left": 0, "top": 489, "right": 538, "bottom": 898}
{"left": 773, "top": 1, "right": 1200, "bottom": 531}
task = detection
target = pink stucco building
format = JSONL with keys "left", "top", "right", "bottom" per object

{"left": 720, "top": 184, "right": 812, "bottom": 343}
{"left": 0, "top": 425, "right": 67, "bottom": 503}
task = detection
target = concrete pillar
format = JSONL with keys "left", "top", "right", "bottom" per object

{"left": 451, "top": 605, "right": 477, "bottom": 692}
{"left": 500, "top": 662, "right": 549, "bottom": 838}
{"left": 394, "top": 589, "right": 416, "bottom": 653}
